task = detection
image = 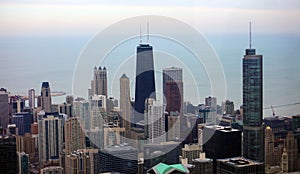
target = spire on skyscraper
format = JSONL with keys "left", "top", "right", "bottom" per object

{"left": 249, "top": 21, "right": 252, "bottom": 49}
{"left": 147, "top": 21, "right": 149, "bottom": 43}
{"left": 245, "top": 22, "right": 256, "bottom": 55}
{"left": 140, "top": 24, "right": 142, "bottom": 43}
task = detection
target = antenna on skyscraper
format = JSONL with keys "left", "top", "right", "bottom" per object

{"left": 147, "top": 21, "right": 149, "bottom": 42}
{"left": 140, "top": 24, "right": 142, "bottom": 43}
{"left": 249, "top": 21, "right": 252, "bottom": 48}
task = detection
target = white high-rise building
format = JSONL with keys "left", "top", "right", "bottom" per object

{"left": 145, "top": 98, "right": 166, "bottom": 144}
{"left": 28, "top": 89, "right": 35, "bottom": 108}
{"left": 205, "top": 96, "right": 217, "bottom": 109}
{"left": 205, "top": 96, "right": 217, "bottom": 123}
{"left": 90, "top": 95, "right": 106, "bottom": 111}
{"left": 38, "top": 111, "right": 64, "bottom": 166}
{"left": 73, "top": 99, "right": 90, "bottom": 131}
{"left": 90, "top": 95, "right": 106, "bottom": 129}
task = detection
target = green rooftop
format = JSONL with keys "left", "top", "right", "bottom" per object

{"left": 148, "top": 163, "right": 190, "bottom": 174}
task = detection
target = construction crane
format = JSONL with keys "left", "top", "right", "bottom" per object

{"left": 264, "top": 103, "right": 300, "bottom": 109}
{"left": 271, "top": 105, "right": 275, "bottom": 116}
{"left": 263, "top": 102, "right": 300, "bottom": 116}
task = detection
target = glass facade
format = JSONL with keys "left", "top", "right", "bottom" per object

{"left": 242, "top": 48, "right": 264, "bottom": 162}
{"left": 134, "top": 44, "right": 156, "bottom": 123}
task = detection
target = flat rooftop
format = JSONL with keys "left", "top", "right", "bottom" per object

{"left": 205, "top": 125, "right": 241, "bottom": 132}
{"left": 217, "top": 157, "right": 263, "bottom": 167}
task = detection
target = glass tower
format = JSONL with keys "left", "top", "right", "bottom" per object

{"left": 134, "top": 44, "right": 156, "bottom": 123}
{"left": 242, "top": 41, "right": 264, "bottom": 162}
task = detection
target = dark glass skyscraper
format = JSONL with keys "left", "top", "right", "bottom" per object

{"left": 134, "top": 43, "right": 156, "bottom": 123}
{"left": 242, "top": 24, "right": 264, "bottom": 162}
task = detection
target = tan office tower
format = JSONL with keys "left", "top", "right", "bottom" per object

{"left": 23, "top": 133, "right": 36, "bottom": 157}
{"left": 264, "top": 126, "right": 283, "bottom": 173}
{"left": 41, "top": 82, "right": 52, "bottom": 112}
{"left": 66, "top": 150, "right": 91, "bottom": 174}
{"left": 181, "top": 144, "right": 201, "bottom": 164}
{"left": 64, "top": 117, "right": 84, "bottom": 155}
{"left": 265, "top": 127, "right": 280, "bottom": 166}
{"left": 284, "top": 131, "right": 299, "bottom": 172}
{"left": 119, "top": 74, "right": 131, "bottom": 133}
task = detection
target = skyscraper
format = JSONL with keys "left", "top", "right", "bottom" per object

{"left": 0, "top": 136, "right": 17, "bottom": 173}
{"left": 90, "top": 95, "right": 106, "bottom": 128}
{"left": 264, "top": 126, "right": 284, "bottom": 173}
{"left": 41, "top": 82, "right": 52, "bottom": 113}
{"left": 0, "top": 88, "right": 9, "bottom": 129}
{"left": 284, "top": 131, "right": 299, "bottom": 172}
{"left": 38, "top": 112, "right": 64, "bottom": 166}
{"left": 242, "top": 23, "right": 264, "bottom": 162}
{"left": 205, "top": 96, "right": 217, "bottom": 110}
{"left": 120, "top": 74, "right": 131, "bottom": 133}
{"left": 203, "top": 126, "right": 242, "bottom": 159}
{"left": 65, "top": 150, "right": 91, "bottom": 174}
{"left": 17, "top": 152, "right": 29, "bottom": 174}
{"left": 64, "top": 117, "right": 84, "bottom": 155}
{"left": 134, "top": 43, "right": 156, "bottom": 123}
{"left": 203, "top": 125, "right": 242, "bottom": 174}
{"left": 205, "top": 96, "right": 217, "bottom": 123}
{"left": 28, "top": 89, "right": 35, "bottom": 108}
{"left": 12, "top": 112, "right": 32, "bottom": 136}
{"left": 90, "top": 66, "right": 108, "bottom": 97}
{"left": 163, "top": 67, "right": 183, "bottom": 115}
{"left": 181, "top": 143, "right": 201, "bottom": 164}
{"left": 98, "top": 145, "right": 138, "bottom": 174}
{"left": 145, "top": 98, "right": 165, "bottom": 143}
{"left": 222, "top": 100, "right": 235, "bottom": 115}
{"left": 73, "top": 99, "right": 90, "bottom": 131}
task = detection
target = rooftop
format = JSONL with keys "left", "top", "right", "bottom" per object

{"left": 205, "top": 125, "right": 240, "bottom": 132}
{"left": 148, "top": 163, "right": 189, "bottom": 174}
{"left": 217, "top": 157, "right": 263, "bottom": 167}
{"left": 104, "top": 144, "right": 136, "bottom": 152}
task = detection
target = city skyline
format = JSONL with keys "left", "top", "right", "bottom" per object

{"left": 1, "top": 1, "right": 300, "bottom": 117}
{"left": 1, "top": 26, "right": 300, "bottom": 173}
{"left": 0, "top": 2, "right": 300, "bottom": 173}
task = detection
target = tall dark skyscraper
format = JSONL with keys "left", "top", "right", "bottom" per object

{"left": 242, "top": 23, "right": 264, "bottom": 162}
{"left": 0, "top": 136, "right": 17, "bottom": 173}
{"left": 0, "top": 88, "right": 9, "bottom": 129}
{"left": 134, "top": 43, "right": 156, "bottom": 123}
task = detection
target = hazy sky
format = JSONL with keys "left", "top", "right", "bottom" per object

{"left": 1, "top": 0, "right": 299, "bottom": 36}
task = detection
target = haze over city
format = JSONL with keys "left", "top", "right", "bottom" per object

{"left": 0, "top": 0, "right": 300, "bottom": 174}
